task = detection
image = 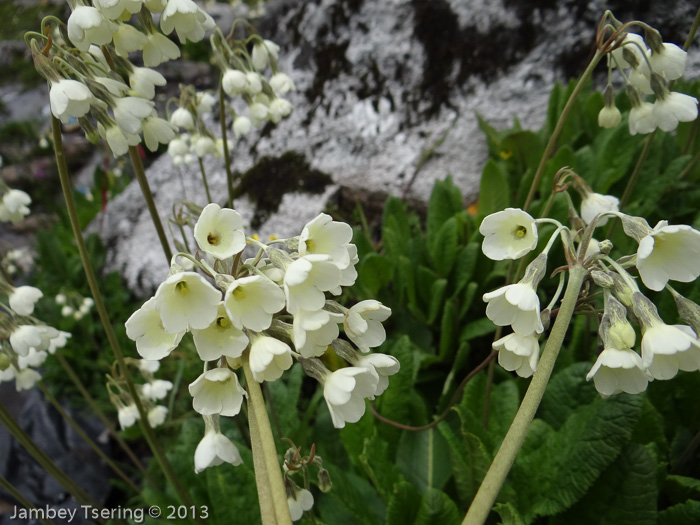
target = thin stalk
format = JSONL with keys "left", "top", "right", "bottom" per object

{"left": 219, "top": 82, "right": 234, "bottom": 207}
{"left": 51, "top": 116, "right": 198, "bottom": 516}
{"left": 0, "top": 474, "right": 55, "bottom": 525}
{"left": 127, "top": 146, "right": 172, "bottom": 264}
{"left": 0, "top": 402, "right": 103, "bottom": 517}
{"left": 242, "top": 357, "right": 293, "bottom": 525}
{"left": 54, "top": 353, "right": 152, "bottom": 484}
{"left": 683, "top": 7, "right": 700, "bottom": 51}
{"left": 463, "top": 265, "right": 587, "bottom": 525}
{"left": 523, "top": 52, "right": 604, "bottom": 212}
{"left": 37, "top": 382, "right": 141, "bottom": 493}
{"left": 197, "top": 158, "right": 213, "bottom": 203}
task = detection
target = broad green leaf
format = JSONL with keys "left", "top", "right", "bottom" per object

{"left": 438, "top": 298, "right": 457, "bottom": 361}
{"left": 359, "top": 430, "right": 405, "bottom": 502}
{"left": 476, "top": 113, "right": 503, "bottom": 154}
{"left": 427, "top": 176, "right": 463, "bottom": 253}
{"left": 501, "top": 130, "right": 544, "bottom": 173}
{"left": 316, "top": 468, "right": 384, "bottom": 525}
{"left": 427, "top": 278, "right": 448, "bottom": 325}
{"left": 398, "top": 256, "right": 417, "bottom": 307}
{"left": 396, "top": 428, "right": 452, "bottom": 494}
{"left": 494, "top": 502, "right": 527, "bottom": 525}
{"left": 414, "top": 489, "right": 461, "bottom": 525}
{"left": 479, "top": 159, "right": 510, "bottom": 216}
{"left": 658, "top": 500, "right": 700, "bottom": 525}
{"left": 431, "top": 217, "right": 460, "bottom": 277}
{"left": 386, "top": 481, "right": 422, "bottom": 525}
{"left": 551, "top": 443, "right": 657, "bottom": 525}
{"left": 416, "top": 265, "right": 438, "bottom": 309}
{"left": 376, "top": 336, "right": 418, "bottom": 439}
{"left": 458, "top": 282, "right": 479, "bottom": 320}
{"left": 266, "top": 363, "right": 304, "bottom": 439}
{"left": 594, "top": 122, "right": 640, "bottom": 192}
{"left": 359, "top": 253, "right": 394, "bottom": 297}
{"left": 459, "top": 317, "right": 497, "bottom": 342}
{"left": 453, "top": 242, "right": 480, "bottom": 297}
{"left": 664, "top": 475, "right": 700, "bottom": 504}
{"left": 538, "top": 362, "right": 598, "bottom": 429}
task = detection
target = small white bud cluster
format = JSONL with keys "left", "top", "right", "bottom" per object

{"left": 109, "top": 359, "right": 172, "bottom": 430}
{"left": 56, "top": 293, "right": 94, "bottom": 320}
{"left": 0, "top": 185, "right": 31, "bottom": 224}
{"left": 125, "top": 206, "right": 398, "bottom": 471}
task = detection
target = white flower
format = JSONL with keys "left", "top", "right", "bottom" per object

{"left": 142, "top": 115, "right": 177, "bottom": 152}
{"left": 138, "top": 359, "right": 160, "bottom": 373}
{"left": 142, "top": 379, "right": 173, "bottom": 401}
{"left": 49, "top": 79, "right": 94, "bottom": 123}
{"left": 268, "top": 98, "right": 293, "bottom": 123}
{"left": 343, "top": 300, "right": 391, "bottom": 352}
{"left": 67, "top": 6, "right": 116, "bottom": 51}
{"left": 9, "top": 325, "right": 44, "bottom": 356}
{"left": 193, "top": 203, "right": 246, "bottom": 260}
{"left": 493, "top": 332, "right": 540, "bottom": 378}
{"left": 168, "top": 136, "right": 189, "bottom": 163}
{"left": 353, "top": 353, "right": 400, "bottom": 397}
{"left": 169, "top": 107, "right": 195, "bottom": 130}
{"left": 287, "top": 487, "right": 314, "bottom": 521}
{"left": 222, "top": 69, "right": 247, "bottom": 97}
{"left": 580, "top": 192, "right": 619, "bottom": 226}
{"left": 629, "top": 101, "right": 657, "bottom": 135}
{"left": 9, "top": 286, "right": 43, "bottom": 316}
{"left": 14, "top": 369, "right": 42, "bottom": 391}
{"left": 93, "top": 0, "right": 142, "bottom": 20}
{"left": 224, "top": 276, "right": 285, "bottom": 331}
{"left": 112, "top": 22, "right": 148, "bottom": 56}
{"left": 652, "top": 92, "right": 698, "bottom": 133}
{"left": 192, "top": 135, "right": 216, "bottom": 157}
{"left": 232, "top": 116, "right": 252, "bottom": 137}
{"left": 246, "top": 72, "right": 263, "bottom": 95}
{"left": 611, "top": 33, "right": 648, "bottom": 69}
{"left": 189, "top": 367, "right": 246, "bottom": 416}
{"left": 299, "top": 213, "right": 354, "bottom": 269}
{"left": 147, "top": 405, "right": 168, "bottom": 427}
{"left": 586, "top": 348, "right": 650, "bottom": 396}
{"left": 191, "top": 303, "right": 249, "bottom": 361}
{"left": 249, "top": 335, "right": 293, "bottom": 383}
{"left": 269, "top": 73, "right": 295, "bottom": 94}
{"left": 479, "top": 208, "right": 538, "bottom": 261}
{"left": 483, "top": 283, "right": 544, "bottom": 335}
{"left": 144, "top": 0, "right": 166, "bottom": 12}
{"left": 640, "top": 322, "right": 700, "bottom": 379}
{"left": 113, "top": 96, "right": 154, "bottom": 135}
{"left": 598, "top": 105, "right": 621, "bottom": 128}
{"left": 649, "top": 43, "right": 687, "bottom": 80}
{"left": 94, "top": 76, "right": 129, "bottom": 96}
{"left": 18, "top": 348, "right": 48, "bottom": 370}
{"left": 154, "top": 271, "right": 221, "bottom": 333}
{"left": 126, "top": 297, "right": 186, "bottom": 360}
{"left": 100, "top": 123, "right": 140, "bottom": 157}
{"left": 0, "top": 189, "right": 31, "bottom": 223}
{"left": 636, "top": 221, "right": 700, "bottom": 291}
{"left": 48, "top": 331, "right": 71, "bottom": 354}
{"left": 160, "top": 0, "right": 215, "bottom": 44}
{"left": 293, "top": 309, "right": 342, "bottom": 358}
{"left": 129, "top": 67, "right": 167, "bottom": 99}
{"left": 249, "top": 102, "right": 269, "bottom": 127}
{"left": 194, "top": 428, "right": 242, "bottom": 473}
{"left": 118, "top": 404, "right": 140, "bottom": 429}
{"left": 251, "top": 39, "right": 279, "bottom": 70}
{"left": 195, "top": 92, "right": 216, "bottom": 115}
{"left": 323, "top": 367, "right": 378, "bottom": 428}
{"left": 283, "top": 255, "right": 342, "bottom": 314}
{"left": 143, "top": 32, "right": 181, "bottom": 67}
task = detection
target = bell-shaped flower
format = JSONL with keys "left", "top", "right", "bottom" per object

{"left": 193, "top": 203, "right": 246, "bottom": 260}
{"left": 142, "top": 379, "right": 173, "bottom": 401}
{"left": 118, "top": 404, "right": 140, "bottom": 429}
{"left": 249, "top": 102, "right": 269, "bottom": 127}
{"left": 598, "top": 104, "right": 622, "bottom": 128}
{"left": 223, "top": 276, "right": 285, "bottom": 331}
{"left": 93, "top": 0, "right": 142, "bottom": 20}
{"left": 299, "top": 213, "right": 354, "bottom": 269}
{"left": 232, "top": 116, "right": 252, "bottom": 137}
{"left": 139, "top": 359, "right": 160, "bottom": 373}
{"left": 0, "top": 189, "right": 31, "bottom": 224}
{"left": 343, "top": 300, "right": 391, "bottom": 352}
{"left": 9, "top": 325, "right": 44, "bottom": 356}
{"left": 352, "top": 353, "right": 400, "bottom": 397}
{"left": 154, "top": 271, "right": 221, "bottom": 333}
{"left": 142, "top": 115, "right": 177, "bottom": 152}
{"left": 270, "top": 73, "right": 296, "bottom": 94}
{"left": 112, "top": 22, "right": 148, "bottom": 56}
{"left": 293, "top": 309, "right": 342, "bottom": 358}
{"left": 323, "top": 367, "right": 378, "bottom": 428}
{"left": 49, "top": 79, "right": 94, "bottom": 123}
{"left": 479, "top": 208, "right": 538, "bottom": 261}
{"left": 191, "top": 304, "right": 249, "bottom": 361}
{"left": 493, "top": 332, "right": 540, "bottom": 378}
{"left": 48, "top": 331, "right": 71, "bottom": 354}
{"left": 129, "top": 67, "right": 166, "bottom": 99}
{"left": 251, "top": 39, "right": 279, "bottom": 70}
{"left": 222, "top": 69, "right": 247, "bottom": 97}
{"left": 113, "top": 96, "right": 154, "bottom": 135}
{"left": 484, "top": 283, "right": 545, "bottom": 335}
{"left": 169, "top": 107, "right": 195, "bottom": 130}
{"left": 195, "top": 91, "right": 216, "bottom": 115}
{"left": 580, "top": 192, "right": 619, "bottom": 226}
{"left": 284, "top": 255, "right": 342, "bottom": 314}
{"left": 194, "top": 427, "right": 242, "bottom": 473}
{"left": 249, "top": 335, "right": 293, "bottom": 383}
{"left": 160, "top": 0, "right": 215, "bottom": 44}
{"left": 126, "top": 297, "right": 186, "bottom": 360}
{"left": 100, "top": 123, "right": 141, "bottom": 157}
{"left": 652, "top": 92, "right": 698, "bottom": 133}
{"left": 245, "top": 72, "right": 263, "bottom": 95}
{"left": 628, "top": 100, "right": 657, "bottom": 135}
{"left": 14, "top": 369, "right": 42, "bottom": 391}
{"left": 268, "top": 98, "right": 293, "bottom": 123}
{"left": 67, "top": 6, "right": 116, "bottom": 51}
{"left": 287, "top": 486, "right": 314, "bottom": 522}
{"left": 610, "top": 33, "right": 648, "bottom": 69}
{"left": 144, "top": 0, "right": 166, "bottom": 12}
{"left": 189, "top": 367, "right": 246, "bottom": 416}
{"left": 192, "top": 135, "right": 215, "bottom": 157}
{"left": 147, "top": 405, "right": 168, "bottom": 427}
{"left": 143, "top": 32, "right": 181, "bottom": 67}
{"left": 636, "top": 221, "right": 700, "bottom": 291}
{"left": 649, "top": 42, "right": 687, "bottom": 80}
{"left": 586, "top": 348, "right": 650, "bottom": 396}
{"left": 9, "top": 286, "right": 43, "bottom": 316}
{"left": 94, "top": 76, "right": 129, "bottom": 96}
{"left": 18, "top": 348, "right": 48, "bottom": 370}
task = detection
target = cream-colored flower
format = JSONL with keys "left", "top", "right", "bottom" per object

{"left": 480, "top": 208, "right": 538, "bottom": 261}
{"left": 49, "top": 79, "right": 94, "bottom": 123}
{"left": 293, "top": 309, "right": 342, "bottom": 358}
{"left": 224, "top": 276, "right": 285, "bottom": 331}
{"left": 193, "top": 203, "right": 246, "bottom": 260}
{"left": 580, "top": 192, "right": 619, "bottom": 226}
{"left": 586, "top": 348, "right": 650, "bottom": 396}
{"left": 636, "top": 221, "right": 700, "bottom": 291}
{"left": 323, "top": 367, "right": 378, "bottom": 428}
{"left": 126, "top": 297, "right": 186, "bottom": 360}
{"left": 154, "top": 272, "right": 221, "bottom": 333}
{"left": 191, "top": 303, "right": 249, "bottom": 361}
{"left": 9, "top": 286, "right": 43, "bottom": 316}
{"left": 287, "top": 486, "right": 314, "bottom": 521}
{"left": 284, "top": 255, "right": 342, "bottom": 314}
{"left": 143, "top": 32, "right": 181, "bottom": 67}
{"left": 493, "top": 332, "right": 540, "bottom": 378}
{"left": 189, "top": 367, "right": 246, "bottom": 416}
{"left": 249, "top": 335, "right": 293, "bottom": 383}
{"left": 147, "top": 405, "right": 168, "bottom": 427}
{"left": 343, "top": 300, "right": 391, "bottom": 352}
{"left": 112, "top": 22, "right": 148, "bottom": 56}
{"left": 160, "top": 0, "right": 215, "bottom": 43}
{"left": 299, "top": 213, "right": 354, "bottom": 269}
{"left": 67, "top": 6, "right": 116, "bottom": 51}
{"left": 484, "top": 283, "right": 544, "bottom": 335}
{"left": 353, "top": 353, "right": 400, "bottom": 397}
{"left": 194, "top": 428, "right": 242, "bottom": 473}
{"left": 118, "top": 404, "right": 140, "bottom": 429}
{"left": 652, "top": 92, "right": 698, "bottom": 133}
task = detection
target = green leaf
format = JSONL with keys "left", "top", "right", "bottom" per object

{"left": 377, "top": 337, "right": 418, "bottom": 435}
{"left": 427, "top": 278, "right": 448, "bottom": 326}
{"left": 439, "top": 298, "right": 457, "bottom": 361}
{"left": 386, "top": 482, "right": 422, "bottom": 525}
{"left": 267, "top": 363, "right": 304, "bottom": 438}
{"left": 453, "top": 242, "right": 480, "bottom": 296}
{"left": 664, "top": 475, "right": 700, "bottom": 504}
{"left": 458, "top": 282, "right": 479, "bottom": 320}
{"left": 551, "top": 443, "right": 657, "bottom": 525}
{"left": 316, "top": 468, "right": 384, "bottom": 525}
{"left": 431, "top": 217, "right": 460, "bottom": 277}
{"left": 459, "top": 318, "right": 497, "bottom": 342}
{"left": 359, "top": 253, "right": 394, "bottom": 297}
{"left": 479, "top": 159, "right": 510, "bottom": 216}
{"left": 414, "top": 489, "right": 461, "bottom": 525}
{"left": 416, "top": 265, "right": 438, "bottom": 308}
{"left": 396, "top": 428, "right": 452, "bottom": 494}
{"left": 427, "top": 176, "right": 463, "bottom": 253}
{"left": 658, "top": 501, "right": 700, "bottom": 525}
{"left": 494, "top": 502, "right": 527, "bottom": 525}
{"left": 477, "top": 113, "right": 503, "bottom": 154}
{"left": 595, "top": 123, "right": 640, "bottom": 192}
{"left": 359, "top": 430, "right": 405, "bottom": 501}
{"left": 438, "top": 421, "right": 490, "bottom": 507}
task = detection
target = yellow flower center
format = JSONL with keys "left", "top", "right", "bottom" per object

{"left": 305, "top": 239, "right": 316, "bottom": 252}
{"left": 513, "top": 225, "right": 528, "bottom": 239}
{"left": 207, "top": 231, "right": 221, "bottom": 246}
{"left": 175, "top": 281, "right": 189, "bottom": 295}
{"left": 216, "top": 316, "right": 230, "bottom": 329}
{"left": 232, "top": 287, "right": 246, "bottom": 300}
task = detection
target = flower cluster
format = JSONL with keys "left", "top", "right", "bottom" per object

{"left": 282, "top": 442, "right": 331, "bottom": 521}
{"left": 125, "top": 205, "right": 398, "bottom": 472}
{"left": 55, "top": 292, "right": 94, "bottom": 320}
{"left": 0, "top": 184, "right": 31, "bottom": 224}
{"left": 598, "top": 25, "right": 697, "bottom": 134}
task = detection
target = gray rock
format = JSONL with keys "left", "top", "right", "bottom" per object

{"left": 96, "top": 0, "right": 700, "bottom": 295}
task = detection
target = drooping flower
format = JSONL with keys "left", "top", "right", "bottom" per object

{"left": 194, "top": 428, "right": 242, "bottom": 473}
{"left": 343, "top": 300, "right": 391, "bottom": 352}
{"left": 649, "top": 42, "right": 687, "bottom": 80}
{"left": 191, "top": 303, "right": 249, "bottom": 361}
{"left": 8, "top": 286, "right": 43, "bottom": 316}
{"left": 323, "top": 367, "right": 378, "bottom": 428}
{"left": 586, "top": 348, "right": 650, "bottom": 396}
{"left": 223, "top": 276, "right": 286, "bottom": 331}
{"left": 169, "top": 107, "right": 195, "bottom": 130}
{"left": 112, "top": 22, "right": 148, "bottom": 56}
{"left": 283, "top": 255, "right": 342, "bottom": 314}
{"left": 143, "top": 32, "right": 181, "bottom": 67}
{"left": 142, "top": 115, "right": 177, "bottom": 152}
{"left": 9, "top": 325, "right": 44, "bottom": 356}
{"left": 142, "top": 379, "right": 173, "bottom": 401}
{"left": 100, "top": 123, "right": 141, "bottom": 157}
{"left": 479, "top": 208, "right": 538, "bottom": 261}
{"left": 251, "top": 39, "right": 279, "bottom": 70}
{"left": 188, "top": 367, "right": 247, "bottom": 416}
{"left": 269, "top": 73, "right": 296, "bottom": 94}
{"left": 232, "top": 116, "right": 252, "bottom": 137}
{"left": 113, "top": 96, "right": 154, "bottom": 135}
{"left": 249, "top": 335, "right": 293, "bottom": 383}
{"left": 49, "top": 79, "right": 94, "bottom": 123}
{"left": 0, "top": 189, "right": 31, "bottom": 224}
{"left": 580, "top": 192, "right": 619, "bottom": 226}
{"left": 118, "top": 404, "right": 140, "bottom": 429}
{"left": 245, "top": 72, "right": 263, "bottom": 94}
{"left": 154, "top": 271, "right": 221, "bottom": 333}
{"left": 222, "top": 69, "right": 247, "bottom": 97}
{"left": 287, "top": 486, "right": 314, "bottom": 522}
{"left": 484, "top": 283, "right": 544, "bottom": 336}
{"left": 93, "top": 0, "right": 142, "bottom": 20}
{"left": 125, "top": 297, "right": 186, "bottom": 360}
{"left": 268, "top": 98, "right": 293, "bottom": 123}
{"left": 493, "top": 332, "right": 540, "bottom": 378}
{"left": 352, "top": 353, "right": 400, "bottom": 397}
{"left": 598, "top": 105, "right": 622, "bottom": 128}
{"left": 160, "top": 0, "right": 215, "bottom": 44}
{"left": 193, "top": 203, "right": 246, "bottom": 260}
{"left": 147, "top": 405, "right": 168, "bottom": 427}
{"left": 299, "top": 213, "right": 354, "bottom": 269}
{"left": 628, "top": 100, "right": 657, "bottom": 135}
{"left": 293, "top": 309, "right": 342, "bottom": 358}
{"left": 652, "top": 92, "right": 699, "bottom": 133}
{"left": 129, "top": 67, "right": 167, "bottom": 99}
{"left": 67, "top": 6, "right": 116, "bottom": 51}
{"left": 636, "top": 221, "right": 700, "bottom": 291}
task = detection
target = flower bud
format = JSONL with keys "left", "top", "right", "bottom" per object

{"left": 670, "top": 291, "right": 700, "bottom": 336}
{"left": 0, "top": 354, "right": 11, "bottom": 371}
{"left": 318, "top": 468, "right": 332, "bottom": 493}
{"left": 590, "top": 270, "right": 614, "bottom": 288}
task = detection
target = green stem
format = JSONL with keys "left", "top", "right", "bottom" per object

{"left": 219, "top": 81, "right": 235, "bottom": 208}
{"left": 463, "top": 265, "right": 587, "bottom": 525}
{"left": 242, "top": 357, "right": 293, "bottom": 525}
{"left": 523, "top": 52, "right": 604, "bottom": 212}
{"left": 53, "top": 352, "right": 153, "bottom": 485}
{"left": 683, "top": 7, "right": 700, "bottom": 51}
{"left": 198, "top": 157, "right": 213, "bottom": 203}
{"left": 127, "top": 146, "right": 173, "bottom": 264}
{"left": 37, "top": 382, "right": 141, "bottom": 493}
{"left": 51, "top": 116, "right": 199, "bottom": 518}
{"left": 0, "top": 473, "right": 55, "bottom": 525}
